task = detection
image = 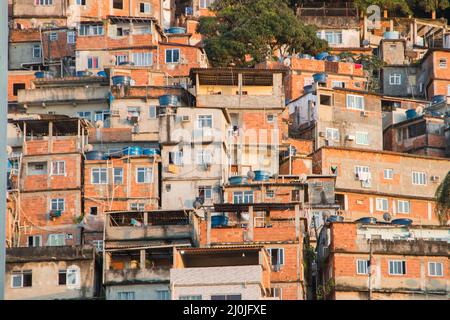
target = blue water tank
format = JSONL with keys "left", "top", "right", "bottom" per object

{"left": 211, "top": 215, "right": 229, "bottom": 228}
{"left": 391, "top": 218, "right": 412, "bottom": 226}
{"left": 97, "top": 71, "right": 107, "bottom": 77}
{"left": 112, "top": 75, "right": 132, "bottom": 86}
{"left": 326, "top": 55, "right": 340, "bottom": 62}
{"left": 405, "top": 109, "right": 417, "bottom": 119}
{"left": 254, "top": 170, "right": 271, "bottom": 181}
{"left": 159, "top": 94, "right": 180, "bottom": 106}
{"left": 355, "top": 217, "right": 377, "bottom": 224}
{"left": 229, "top": 176, "right": 248, "bottom": 185}
{"left": 122, "top": 146, "right": 143, "bottom": 156}
{"left": 85, "top": 151, "right": 106, "bottom": 160}
{"left": 143, "top": 148, "right": 161, "bottom": 156}
{"left": 326, "top": 215, "right": 344, "bottom": 223}
{"left": 315, "top": 52, "right": 329, "bottom": 60}
{"left": 313, "top": 73, "right": 327, "bottom": 83}
{"left": 384, "top": 31, "right": 400, "bottom": 39}
{"left": 431, "top": 95, "right": 446, "bottom": 105}
{"left": 35, "top": 71, "right": 52, "bottom": 79}
{"left": 167, "top": 27, "right": 186, "bottom": 34}
{"left": 299, "top": 54, "right": 312, "bottom": 59}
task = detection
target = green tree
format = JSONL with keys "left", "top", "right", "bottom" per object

{"left": 197, "top": 0, "right": 328, "bottom": 67}
{"left": 417, "top": 0, "right": 450, "bottom": 19}
{"left": 435, "top": 171, "right": 450, "bottom": 225}
{"left": 354, "top": 0, "right": 412, "bottom": 16}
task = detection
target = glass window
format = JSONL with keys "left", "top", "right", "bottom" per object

{"left": 196, "top": 150, "right": 212, "bottom": 165}
{"left": 67, "top": 31, "right": 76, "bottom": 44}
{"left": 384, "top": 169, "right": 393, "bottom": 179}
{"left": 412, "top": 171, "right": 426, "bottom": 185}
{"left": 50, "top": 198, "right": 65, "bottom": 211}
{"left": 439, "top": 58, "right": 447, "bottom": 68}
{"left": 428, "top": 262, "right": 443, "bottom": 276}
{"left": 136, "top": 167, "right": 152, "bottom": 183}
{"left": 157, "top": 290, "right": 170, "bottom": 300}
{"left": 197, "top": 115, "right": 213, "bottom": 128}
{"left": 132, "top": 52, "right": 153, "bottom": 66}
{"left": 11, "top": 270, "right": 32, "bottom": 288}
{"left": 27, "top": 235, "right": 41, "bottom": 247}
{"left": 199, "top": 0, "right": 215, "bottom": 9}
{"left": 243, "top": 191, "right": 253, "bottom": 203}
{"left": 211, "top": 294, "right": 242, "bottom": 300}
{"left": 77, "top": 111, "right": 91, "bottom": 121}
{"left": 113, "top": 168, "right": 123, "bottom": 184}
{"left": 233, "top": 192, "right": 243, "bottom": 204}
{"left": 198, "top": 186, "right": 212, "bottom": 199}
{"left": 267, "top": 248, "right": 284, "bottom": 267}
{"left": 326, "top": 128, "right": 339, "bottom": 141}
{"left": 91, "top": 168, "right": 108, "bottom": 184}
{"left": 51, "top": 161, "right": 65, "bottom": 175}
{"left": 165, "top": 49, "right": 180, "bottom": 63}
{"left": 117, "top": 292, "right": 135, "bottom": 300}
{"left": 376, "top": 198, "right": 389, "bottom": 211}
{"left": 32, "top": 44, "right": 42, "bottom": 58}
{"left": 67, "top": 268, "right": 79, "bottom": 285}
{"left": 35, "top": 0, "right": 54, "bottom": 5}
{"left": 58, "top": 270, "right": 67, "bottom": 285}
{"left": 356, "top": 132, "right": 369, "bottom": 145}
{"left": 356, "top": 259, "right": 369, "bottom": 274}
{"left": 149, "top": 106, "right": 157, "bottom": 119}
{"left": 169, "top": 151, "right": 183, "bottom": 165}
{"left": 48, "top": 234, "right": 65, "bottom": 246}
{"left": 389, "top": 74, "right": 401, "bottom": 85}
{"left": 179, "top": 295, "right": 202, "bottom": 300}
{"left": 346, "top": 94, "right": 365, "bottom": 110}
{"left": 87, "top": 56, "right": 99, "bottom": 69}
{"left": 115, "top": 54, "right": 128, "bottom": 66}
{"left": 397, "top": 200, "right": 410, "bottom": 214}
{"left": 389, "top": 260, "right": 406, "bottom": 275}
{"left": 49, "top": 32, "right": 58, "bottom": 41}
{"left": 130, "top": 203, "right": 145, "bottom": 211}
{"left": 140, "top": 3, "right": 151, "bottom": 13}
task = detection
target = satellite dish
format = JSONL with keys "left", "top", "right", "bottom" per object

{"left": 7, "top": 145, "right": 12, "bottom": 156}
{"left": 299, "top": 173, "right": 307, "bottom": 183}
{"left": 247, "top": 170, "right": 255, "bottom": 180}
{"left": 416, "top": 106, "right": 424, "bottom": 115}
{"left": 84, "top": 144, "right": 93, "bottom": 152}
{"left": 95, "top": 120, "right": 104, "bottom": 128}
{"left": 383, "top": 212, "right": 392, "bottom": 222}
{"left": 362, "top": 39, "right": 370, "bottom": 47}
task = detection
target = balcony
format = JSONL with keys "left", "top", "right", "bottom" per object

{"left": 105, "top": 224, "right": 192, "bottom": 241}
{"left": 196, "top": 94, "right": 284, "bottom": 110}
{"left": 18, "top": 86, "right": 110, "bottom": 105}
{"left": 105, "top": 267, "right": 170, "bottom": 285}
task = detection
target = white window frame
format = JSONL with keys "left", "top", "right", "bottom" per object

{"left": 48, "top": 233, "right": 65, "bottom": 246}
{"left": 346, "top": 94, "right": 365, "bottom": 111}
{"left": 355, "top": 131, "right": 369, "bottom": 145}
{"left": 170, "top": 151, "right": 183, "bottom": 166}
{"left": 76, "top": 0, "right": 86, "bottom": 5}
{"left": 389, "top": 73, "right": 402, "bottom": 85}
{"left": 49, "top": 32, "right": 58, "bottom": 41}
{"left": 136, "top": 167, "right": 152, "bottom": 184}
{"left": 196, "top": 150, "right": 212, "bottom": 165}
{"left": 199, "top": 0, "right": 215, "bottom": 9}
{"left": 325, "top": 128, "right": 339, "bottom": 141}
{"left": 198, "top": 186, "right": 213, "bottom": 199}
{"left": 32, "top": 44, "right": 42, "bottom": 58}
{"left": 384, "top": 168, "right": 393, "bottom": 180}
{"left": 324, "top": 30, "right": 343, "bottom": 45}
{"left": 132, "top": 52, "right": 153, "bottom": 66}
{"left": 87, "top": 56, "right": 99, "bottom": 69}
{"left": 243, "top": 191, "right": 253, "bottom": 203}
{"left": 156, "top": 290, "right": 170, "bottom": 300}
{"left": 117, "top": 292, "right": 135, "bottom": 300}
{"left": 397, "top": 200, "right": 410, "bottom": 214}
{"left": 113, "top": 168, "right": 123, "bottom": 185}
{"left": 27, "top": 235, "right": 42, "bottom": 247}
{"left": 140, "top": 2, "right": 151, "bottom": 13}
{"left": 375, "top": 198, "right": 389, "bottom": 211}
{"left": 66, "top": 267, "right": 80, "bottom": 286}
{"left": 67, "top": 31, "right": 76, "bottom": 44}
{"left": 165, "top": 49, "right": 180, "bottom": 64}
{"left": 50, "top": 198, "right": 65, "bottom": 212}
{"left": 354, "top": 165, "right": 370, "bottom": 175}
{"left": 11, "top": 271, "right": 32, "bottom": 288}
{"left": 129, "top": 203, "right": 145, "bottom": 211}
{"left": 266, "top": 114, "right": 275, "bottom": 123}
{"left": 439, "top": 58, "right": 447, "bottom": 68}
{"left": 148, "top": 106, "right": 157, "bottom": 119}
{"left": 388, "top": 260, "right": 406, "bottom": 275}
{"left": 77, "top": 111, "right": 92, "bottom": 121}
{"left": 428, "top": 262, "right": 443, "bottom": 277}
{"left": 51, "top": 161, "right": 66, "bottom": 176}
{"left": 356, "top": 259, "right": 369, "bottom": 275}
{"left": 267, "top": 248, "right": 285, "bottom": 267}
{"left": 233, "top": 191, "right": 243, "bottom": 204}
{"left": 197, "top": 115, "right": 213, "bottom": 129}
{"left": 115, "top": 54, "right": 128, "bottom": 66}
{"left": 91, "top": 168, "right": 108, "bottom": 184}
{"left": 35, "top": 0, "right": 53, "bottom": 6}
{"left": 412, "top": 171, "right": 427, "bottom": 186}
{"left": 447, "top": 84, "right": 450, "bottom": 96}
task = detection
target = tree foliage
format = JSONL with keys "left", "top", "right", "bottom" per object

{"left": 435, "top": 171, "right": 450, "bottom": 225}
{"left": 197, "top": 0, "right": 328, "bottom": 67}
{"left": 354, "top": 0, "right": 412, "bottom": 15}
{"left": 417, "top": 0, "right": 450, "bottom": 14}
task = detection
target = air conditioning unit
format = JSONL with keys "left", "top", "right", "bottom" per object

{"left": 346, "top": 135, "right": 355, "bottom": 141}
{"left": 361, "top": 111, "right": 369, "bottom": 117}
{"left": 431, "top": 175, "right": 440, "bottom": 182}
{"left": 181, "top": 115, "right": 190, "bottom": 122}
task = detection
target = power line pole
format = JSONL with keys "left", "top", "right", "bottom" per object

{"left": 0, "top": 0, "right": 9, "bottom": 301}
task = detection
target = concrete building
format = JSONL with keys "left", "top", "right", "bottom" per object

{"left": 316, "top": 221, "right": 449, "bottom": 300}
{"left": 312, "top": 146, "right": 450, "bottom": 225}
{"left": 381, "top": 65, "right": 420, "bottom": 98}
{"left": 9, "top": 29, "right": 43, "bottom": 71}
{"left": 417, "top": 49, "right": 450, "bottom": 100}
{"left": 171, "top": 246, "right": 273, "bottom": 300}
{"left": 6, "top": 245, "right": 100, "bottom": 300}
{"left": 103, "top": 209, "right": 199, "bottom": 300}
{"left": 288, "top": 87, "right": 383, "bottom": 151}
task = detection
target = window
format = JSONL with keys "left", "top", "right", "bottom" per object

{"left": 77, "top": 111, "right": 92, "bottom": 121}
{"left": 266, "top": 114, "right": 275, "bottom": 123}
{"left": 87, "top": 56, "right": 99, "bottom": 69}
{"left": 243, "top": 191, "right": 253, "bottom": 203}
{"left": 332, "top": 80, "right": 345, "bottom": 88}
{"left": 384, "top": 169, "right": 393, "bottom": 180}
{"left": 412, "top": 171, "right": 427, "bottom": 185}
{"left": 50, "top": 198, "right": 65, "bottom": 212}
{"left": 267, "top": 248, "right": 284, "bottom": 268}
{"left": 13, "top": 83, "right": 25, "bottom": 96}
{"left": 51, "top": 161, "right": 65, "bottom": 176}
{"left": 397, "top": 200, "right": 410, "bottom": 214}
{"left": 233, "top": 192, "right": 243, "bottom": 204}
{"left": 79, "top": 24, "right": 104, "bottom": 36}
{"left": 266, "top": 190, "right": 275, "bottom": 198}
{"left": 199, "top": 0, "right": 215, "bottom": 9}
{"left": 354, "top": 165, "right": 370, "bottom": 176}
{"left": 58, "top": 267, "right": 79, "bottom": 286}
{"left": 211, "top": 294, "right": 242, "bottom": 300}
{"left": 92, "top": 240, "right": 104, "bottom": 252}
{"left": 35, "top": 0, "right": 53, "bottom": 5}
{"left": 324, "top": 31, "right": 343, "bottom": 45}
{"left": 113, "top": 0, "right": 123, "bottom": 10}
{"left": 32, "top": 44, "right": 42, "bottom": 58}
{"left": 326, "top": 128, "right": 339, "bottom": 141}
{"left": 113, "top": 168, "right": 123, "bottom": 184}
{"left": 356, "top": 259, "right": 369, "bottom": 275}
{"left": 319, "top": 94, "right": 332, "bottom": 106}
{"left": 389, "top": 260, "right": 406, "bottom": 275}
{"left": 447, "top": 84, "right": 450, "bottom": 96}
{"left": 198, "top": 186, "right": 212, "bottom": 200}
{"left": 76, "top": 0, "right": 86, "bottom": 5}
{"left": 439, "top": 58, "right": 447, "bottom": 68}
{"left": 157, "top": 290, "right": 170, "bottom": 300}
{"left": 346, "top": 94, "right": 365, "bottom": 110}
{"left": 270, "top": 288, "right": 282, "bottom": 299}
{"left": 48, "top": 234, "right": 65, "bottom": 246}
{"left": 11, "top": 270, "right": 32, "bottom": 288}
{"left": 197, "top": 115, "right": 213, "bottom": 128}
{"left": 67, "top": 31, "right": 76, "bottom": 44}
{"left": 179, "top": 295, "right": 202, "bottom": 300}
{"left": 169, "top": 151, "right": 183, "bottom": 165}
{"left": 28, "top": 161, "right": 47, "bottom": 175}
{"left": 91, "top": 168, "right": 108, "bottom": 184}
{"left": 49, "top": 32, "right": 58, "bottom": 41}
{"left": 90, "top": 207, "right": 98, "bottom": 215}
{"left": 27, "top": 235, "right": 41, "bottom": 247}
{"left": 165, "top": 49, "right": 180, "bottom": 63}
{"left": 58, "top": 270, "right": 67, "bottom": 285}
{"left": 115, "top": 54, "right": 128, "bottom": 66}
{"left": 136, "top": 167, "right": 152, "bottom": 183}
{"left": 196, "top": 150, "right": 212, "bottom": 165}
{"left": 132, "top": 52, "right": 153, "bottom": 66}
{"left": 428, "top": 262, "right": 443, "bottom": 276}
{"left": 389, "top": 74, "right": 402, "bottom": 85}
{"left": 117, "top": 292, "right": 135, "bottom": 300}
{"left": 140, "top": 2, "right": 151, "bottom": 13}
{"left": 149, "top": 106, "right": 157, "bottom": 119}
{"left": 130, "top": 203, "right": 145, "bottom": 211}
{"left": 376, "top": 198, "right": 389, "bottom": 211}
{"left": 355, "top": 132, "right": 369, "bottom": 145}
{"left": 233, "top": 191, "right": 254, "bottom": 204}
